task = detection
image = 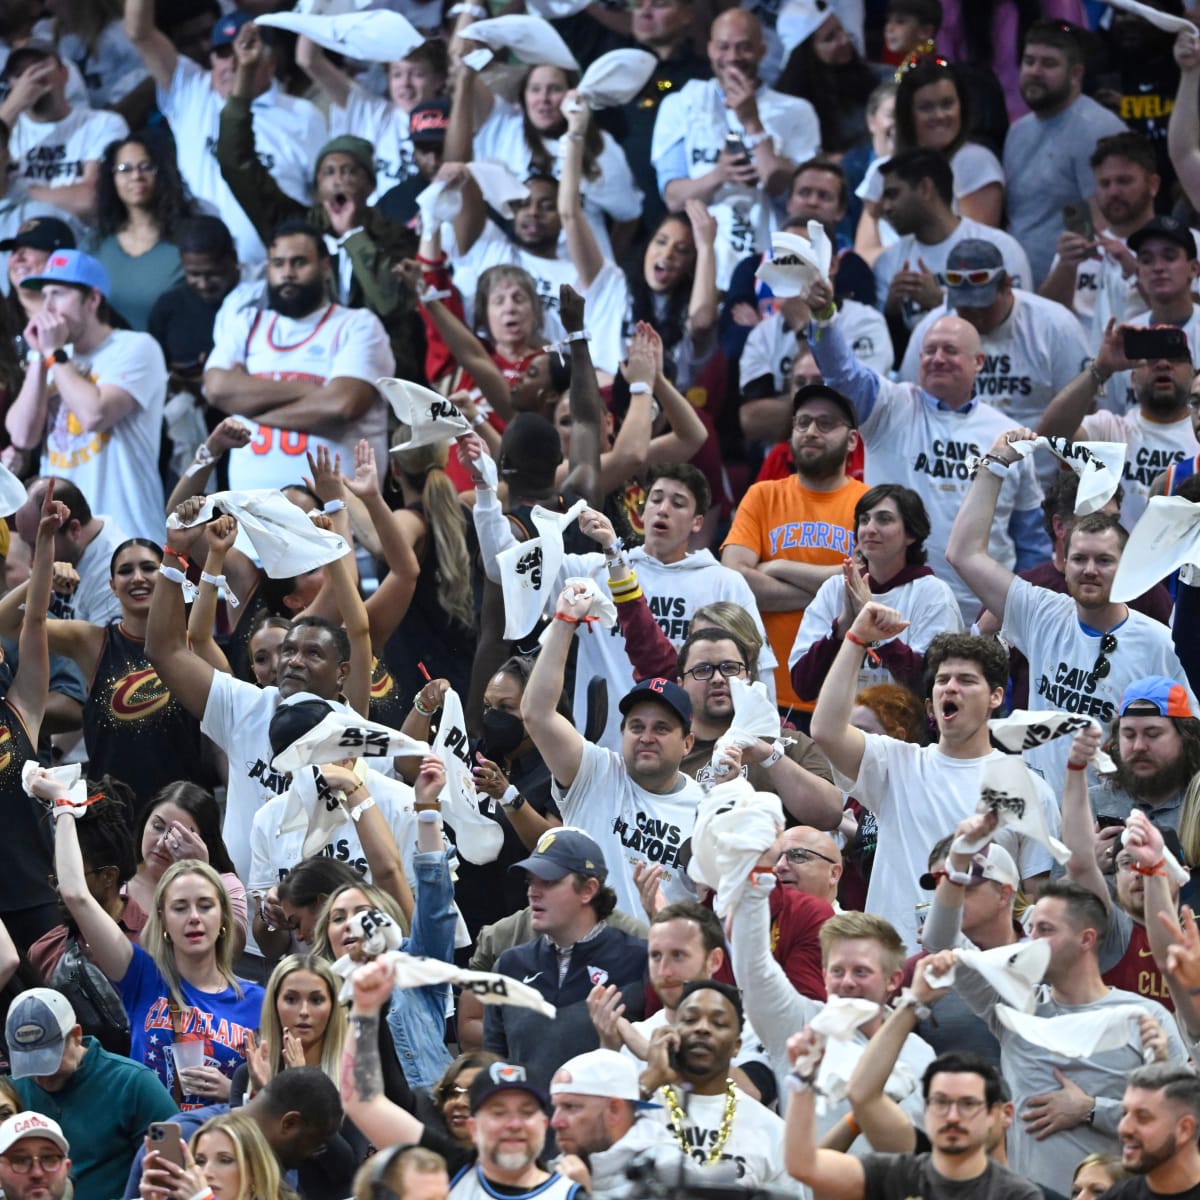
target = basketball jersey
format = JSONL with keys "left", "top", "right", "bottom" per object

{"left": 1101, "top": 920, "right": 1174, "bottom": 1012}
{"left": 366, "top": 655, "right": 408, "bottom": 731}
{"left": 0, "top": 699, "right": 53, "bottom": 914}
{"left": 449, "top": 1165, "right": 582, "bottom": 1200}
{"left": 1164, "top": 454, "right": 1200, "bottom": 496}
{"left": 83, "top": 623, "right": 208, "bottom": 806}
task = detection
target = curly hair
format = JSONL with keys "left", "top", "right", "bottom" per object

{"left": 854, "top": 683, "right": 928, "bottom": 743}
{"left": 95, "top": 132, "right": 194, "bottom": 241}
{"left": 924, "top": 633, "right": 1009, "bottom": 694}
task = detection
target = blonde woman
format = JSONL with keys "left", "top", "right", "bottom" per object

{"left": 42, "top": 785, "right": 263, "bottom": 1108}
{"left": 141, "top": 1112, "right": 290, "bottom": 1200}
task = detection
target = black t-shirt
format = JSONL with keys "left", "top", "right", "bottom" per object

{"left": 861, "top": 1153, "right": 1043, "bottom": 1200}
{"left": 146, "top": 283, "right": 222, "bottom": 372}
{"left": 1102, "top": 1179, "right": 1200, "bottom": 1200}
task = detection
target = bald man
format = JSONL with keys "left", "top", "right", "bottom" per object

{"left": 775, "top": 827, "right": 842, "bottom": 907}
{"left": 807, "top": 284, "right": 1050, "bottom": 618}
{"left": 650, "top": 9, "right": 821, "bottom": 287}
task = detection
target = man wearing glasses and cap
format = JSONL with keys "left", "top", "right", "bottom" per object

{"left": 899, "top": 239, "right": 1089, "bottom": 489}
{"left": 0, "top": 1113, "right": 72, "bottom": 1200}
{"left": 947, "top": 427, "right": 1196, "bottom": 789}
{"left": 122, "top": 2, "right": 325, "bottom": 265}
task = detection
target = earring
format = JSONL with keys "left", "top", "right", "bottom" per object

{"left": 220, "top": 926, "right": 227, "bottom": 937}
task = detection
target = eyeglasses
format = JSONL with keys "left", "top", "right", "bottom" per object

{"left": 926, "top": 1096, "right": 986, "bottom": 1117}
{"left": 47, "top": 866, "right": 106, "bottom": 889}
{"left": 783, "top": 847, "right": 838, "bottom": 865}
{"left": 113, "top": 161, "right": 157, "bottom": 176}
{"left": 793, "top": 414, "right": 848, "bottom": 433}
{"left": 1083, "top": 632, "right": 1117, "bottom": 694}
{"left": 681, "top": 660, "right": 747, "bottom": 681}
{"left": 937, "top": 267, "right": 1004, "bottom": 288}
{"left": 3, "top": 1155, "right": 66, "bottom": 1174}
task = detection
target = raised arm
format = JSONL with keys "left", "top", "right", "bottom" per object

{"left": 685, "top": 200, "right": 719, "bottom": 340}
{"left": 165, "top": 419, "right": 254, "bottom": 512}
{"left": 520, "top": 586, "right": 589, "bottom": 788}
{"left": 811, "top": 603, "right": 909, "bottom": 782}
{"left": 1170, "top": 29, "right": 1200, "bottom": 210}
{"left": 123, "top": 0, "right": 178, "bottom": 88}
{"left": 187, "top": 516, "right": 238, "bottom": 677}
{"left": 647, "top": 339, "right": 708, "bottom": 463}
{"left": 1037, "top": 319, "right": 1134, "bottom": 440}
{"left": 294, "top": 35, "right": 353, "bottom": 108}
{"left": 558, "top": 285, "right": 603, "bottom": 509}
{"left": 1061, "top": 726, "right": 1112, "bottom": 906}
{"left": 557, "top": 93, "right": 605, "bottom": 291}
{"left": 944, "top": 428, "right": 1028, "bottom": 623}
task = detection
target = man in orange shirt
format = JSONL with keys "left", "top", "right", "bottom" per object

{"left": 722, "top": 385, "right": 867, "bottom": 719}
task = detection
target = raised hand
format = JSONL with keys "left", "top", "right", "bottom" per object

{"left": 342, "top": 439, "right": 381, "bottom": 500}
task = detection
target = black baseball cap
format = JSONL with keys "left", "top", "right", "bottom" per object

{"left": 792, "top": 383, "right": 857, "bottom": 429}
{"left": 618, "top": 677, "right": 693, "bottom": 730}
{"left": 1129, "top": 215, "right": 1198, "bottom": 260}
{"left": 468, "top": 1061, "right": 551, "bottom": 1115}
{"left": 409, "top": 99, "right": 449, "bottom": 147}
{"left": 0, "top": 217, "right": 75, "bottom": 255}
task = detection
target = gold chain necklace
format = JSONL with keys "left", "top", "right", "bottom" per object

{"left": 661, "top": 1078, "right": 738, "bottom": 1166}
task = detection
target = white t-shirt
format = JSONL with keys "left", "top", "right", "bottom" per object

{"left": 848, "top": 367, "right": 1044, "bottom": 618}
{"left": 6, "top": 104, "right": 128, "bottom": 208}
{"left": 860, "top": 143, "right": 1004, "bottom": 210}
{"left": 158, "top": 57, "right": 326, "bottom": 265}
{"left": 1001, "top": 577, "right": 1191, "bottom": 786}
{"left": 473, "top": 99, "right": 643, "bottom": 261}
{"left": 834, "top": 735, "right": 1060, "bottom": 948}
{"left": 249, "top": 768, "right": 419, "bottom": 893}
{"left": 1098, "top": 304, "right": 1200, "bottom": 414}
{"left": 873, "top": 216, "right": 1033, "bottom": 329}
{"left": 652, "top": 79, "right": 820, "bottom": 289}
{"left": 1082, "top": 408, "right": 1200, "bottom": 528}
{"left": 40, "top": 330, "right": 167, "bottom": 540}
{"left": 57, "top": 516, "right": 129, "bottom": 625}
{"left": 645, "top": 1085, "right": 797, "bottom": 1194}
{"left": 59, "top": 20, "right": 147, "bottom": 109}
{"left": 900, "top": 291, "right": 1091, "bottom": 488}
{"left": 741, "top": 302, "right": 893, "bottom": 389}
{"left": 330, "top": 83, "right": 416, "bottom": 204}
{"left": 448, "top": 223, "right": 629, "bottom": 374}
{"left": 553, "top": 740, "right": 705, "bottom": 922}
{"left": 788, "top": 572, "right": 963, "bottom": 689}
{"left": 559, "top": 547, "right": 776, "bottom": 751}
{"left": 206, "top": 301, "right": 394, "bottom": 492}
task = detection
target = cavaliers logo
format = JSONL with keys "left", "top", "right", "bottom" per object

{"left": 0, "top": 724, "right": 12, "bottom": 774}
{"left": 111, "top": 668, "right": 171, "bottom": 720}
{"left": 370, "top": 658, "right": 394, "bottom": 700}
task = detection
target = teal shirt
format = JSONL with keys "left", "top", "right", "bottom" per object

{"left": 14, "top": 1036, "right": 178, "bottom": 1200}
{"left": 90, "top": 236, "right": 184, "bottom": 332}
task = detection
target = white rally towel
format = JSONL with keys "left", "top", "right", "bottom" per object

{"left": 994, "top": 1002, "right": 1150, "bottom": 1057}
{"left": 957, "top": 755, "right": 1071, "bottom": 864}
{"left": 378, "top": 379, "right": 472, "bottom": 449}
{"left": 416, "top": 163, "right": 530, "bottom": 233}
{"left": 576, "top": 50, "right": 657, "bottom": 109}
{"left": 1111, "top": 495, "right": 1200, "bottom": 602}
{"left": 459, "top": 16, "right": 580, "bottom": 72}
{"left": 1105, "top": 0, "right": 1196, "bottom": 35}
{"left": 711, "top": 676, "right": 788, "bottom": 778}
{"left": 923, "top": 939, "right": 1051, "bottom": 1013}
{"left": 687, "top": 777, "right": 784, "bottom": 918}
{"left": 0, "top": 462, "right": 28, "bottom": 517}
{"left": 22, "top": 762, "right": 88, "bottom": 809}
{"left": 496, "top": 499, "right": 587, "bottom": 639}
{"left": 271, "top": 711, "right": 430, "bottom": 774}
{"left": 274, "top": 761, "right": 378, "bottom": 861}
{"left": 295, "top": 0, "right": 371, "bottom": 12}
{"left": 524, "top": 0, "right": 593, "bottom": 18}
{"left": 255, "top": 10, "right": 425, "bottom": 61}
{"left": 988, "top": 710, "right": 1117, "bottom": 774}
{"left": 754, "top": 224, "right": 833, "bottom": 299}
{"left": 432, "top": 687, "right": 504, "bottom": 865}
{"left": 167, "top": 490, "right": 350, "bottom": 578}
{"left": 1007, "top": 438, "right": 1124, "bottom": 515}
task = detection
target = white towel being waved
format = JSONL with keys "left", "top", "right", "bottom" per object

{"left": 496, "top": 500, "right": 587, "bottom": 639}
{"left": 432, "top": 688, "right": 505, "bottom": 865}
{"left": 255, "top": 9, "right": 425, "bottom": 61}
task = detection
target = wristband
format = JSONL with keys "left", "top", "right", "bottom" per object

{"left": 419, "top": 286, "right": 453, "bottom": 305}
{"left": 348, "top": 796, "right": 376, "bottom": 822}
{"left": 566, "top": 132, "right": 585, "bottom": 143}
{"left": 946, "top": 868, "right": 975, "bottom": 887}
{"left": 1130, "top": 858, "right": 1169, "bottom": 878}
{"left": 186, "top": 442, "right": 216, "bottom": 477}
{"left": 894, "top": 988, "right": 932, "bottom": 1022}
{"left": 417, "top": 808, "right": 442, "bottom": 823}
{"left": 162, "top": 545, "right": 190, "bottom": 567}
{"left": 554, "top": 611, "right": 599, "bottom": 632}
{"left": 785, "top": 1070, "right": 817, "bottom": 1094}
{"left": 761, "top": 740, "right": 785, "bottom": 769}
{"left": 603, "top": 536, "right": 625, "bottom": 558}
{"left": 843, "top": 1114, "right": 860, "bottom": 1137}
{"left": 322, "top": 499, "right": 346, "bottom": 514}
{"left": 414, "top": 693, "right": 438, "bottom": 717}
{"left": 1087, "top": 359, "right": 1110, "bottom": 389}
{"left": 499, "top": 784, "right": 526, "bottom": 812}
{"left": 628, "top": 381, "right": 652, "bottom": 396}
{"left": 1066, "top": 761, "right": 1087, "bottom": 771}
{"left": 844, "top": 631, "right": 882, "bottom": 666}
{"left": 160, "top": 565, "right": 198, "bottom": 603}
{"left": 448, "top": 2, "right": 487, "bottom": 15}
{"left": 472, "top": 412, "right": 487, "bottom": 428}
{"left": 813, "top": 301, "right": 837, "bottom": 324}
{"left": 200, "top": 571, "right": 240, "bottom": 608}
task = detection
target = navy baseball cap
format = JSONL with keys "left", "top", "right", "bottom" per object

{"left": 1129, "top": 216, "right": 1197, "bottom": 260}
{"left": 511, "top": 827, "right": 608, "bottom": 882}
{"left": 409, "top": 99, "right": 450, "bottom": 146}
{"left": 22, "top": 249, "right": 110, "bottom": 298}
{"left": 211, "top": 10, "right": 254, "bottom": 48}
{"left": 618, "top": 677, "right": 692, "bottom": 730}
{"left": 468, "top": 1061, "right": 551, "bottom": 1115}
{"left": 0, "top": 216, "right": 75, "bottom": 254}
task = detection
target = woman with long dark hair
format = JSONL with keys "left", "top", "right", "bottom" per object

{"left": 90, "top": 133, "right": 193, "bottom": 329}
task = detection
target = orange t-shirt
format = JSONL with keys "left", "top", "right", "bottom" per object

{"left": 723, "top": 475, "right": 867, "bottom": 711}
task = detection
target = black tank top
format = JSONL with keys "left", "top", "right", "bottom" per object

{"left": 82, "top": 623, "right": 209, "bottom": 806}
{"left": 0, "top": 698, "right": 53, "bottom": 912}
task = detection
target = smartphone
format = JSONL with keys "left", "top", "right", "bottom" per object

{"left": 148, "top": 1122, "right": 185, "bottom": 1169}
{"left": 1124, "top": 326, "right": 1190, "bottom": 361}
{"left": 724, "top": 131, "right": 749, "bottom": 161}
{"left": 1096, "top": 814, "right": 1125, "bottom": 830}
{"left": 1062, "top": 203, "right": 1094, "bottom": 240}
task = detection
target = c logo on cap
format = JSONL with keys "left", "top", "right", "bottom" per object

{"left": 649, "top": 678, "right": 667, "bottom": 693}
{"left": 492, "top": 1063, "right": 527, "bottom": 1084}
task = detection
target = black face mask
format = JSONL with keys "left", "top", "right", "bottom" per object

{"left": 480, "top": 708, "right": 525, "bottom": 759}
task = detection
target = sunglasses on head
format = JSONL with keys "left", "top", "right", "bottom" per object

{"left": 938, "top": 266, "right": 1004, "bottom": 288}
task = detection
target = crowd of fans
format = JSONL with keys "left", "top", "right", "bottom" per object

{"left": 6, "top": 1, "right": 1200, "bottom": 1200}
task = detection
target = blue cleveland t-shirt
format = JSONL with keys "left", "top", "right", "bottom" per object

{"left": 118, "top": 943, "right": 264, "bottom": 1109}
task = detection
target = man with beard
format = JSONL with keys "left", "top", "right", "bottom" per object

{"left": 637, "top": 981, "right": 792, "bottom": 1191}
{"left": 722, "top": 384, "right": 868, "bottom": 715}
{"left": 203, "top": 221, "right": 394, "bottom": 492}
{"left": 784, "top": 1048, "right": 1042, "bottom": 1200}
{"left": 1002, "top": 19, "right": 1127, "bottom": 287}
{"left": 807, "top": 284, "right": 1048, "bottom": 621}
{"left": 947, "top": 428, "right": 1194, "bottom": 786}
{"left": 1038, "top": 316, "right": 1198, "bottom": 528}
{"left": 1106, "top": 1066, "right": 1200, "bottom": 1200}
{"left": 0, "top": 44, "right": 127, "bottom": 226}
{"left": 5, "top": 250, "right": 167, "bottom": 540}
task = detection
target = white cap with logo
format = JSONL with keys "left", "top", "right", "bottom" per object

{"left": 550, "top": 1049, "right": 642, "bottom": 1102}
{"left": 0, "top": 1113, "right": 69, "bottom": 1158}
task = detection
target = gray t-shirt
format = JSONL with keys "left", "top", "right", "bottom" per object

{"left": 1003, "top": 95, "right": 1128, "bottom": 286}
{"left": 861, "top": 1153, "right": 1042, "bottom": 1200}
